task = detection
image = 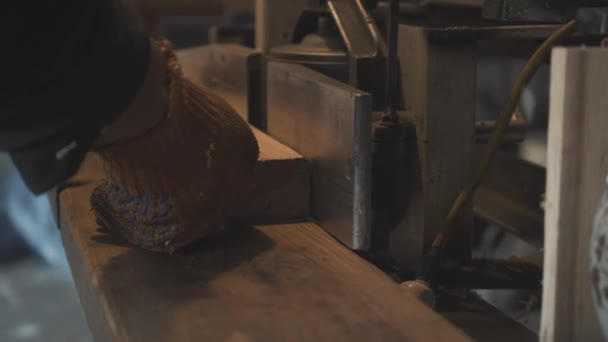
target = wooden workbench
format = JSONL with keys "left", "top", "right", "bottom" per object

{"left": 55, "top": 136, "right": 473, "bottom": 341}
{"left": 51, "top": 42, "right": 543, "bottom": 340}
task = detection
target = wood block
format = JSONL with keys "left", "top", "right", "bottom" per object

{"left": 176, "top": 45, "right": 262, "bottom": 124}
{"left": 393, "top": 25, "right": 476, "bottom": 268}
{"left": 57, "top": 156, "right": 469, "bottom": 341}
{"left": 541, "top": 47, "right": 608, "bottom": 342}
{"left": 242, "top": 127, "right": 310, "bottom": 222}
{"left": 53, "top": 124, "right": 310, "bottom": 224}
{"left": 174, "top": 47, "right": 308, "bottom": 221}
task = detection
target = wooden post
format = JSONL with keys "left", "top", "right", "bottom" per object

{"left": 393, "top": 24, "right": 476, "bottom": 270}
{"left": 541, "top": 47, "right": 608, "bottom": 342}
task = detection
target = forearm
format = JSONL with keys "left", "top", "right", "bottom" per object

{"left": 94, "top": 40, "right": 167, "bottom": 149}
{"left": 0, "top": 0, "right": 151, "bottom": 193}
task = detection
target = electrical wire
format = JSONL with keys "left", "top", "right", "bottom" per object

{"left": 420, "top": 19, "right": 577, "bottom": 282}
{"left": 383, "top": 0, "right": 400, "bottom": 122}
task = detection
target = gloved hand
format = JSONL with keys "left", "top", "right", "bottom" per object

{"left": 91, "top": 40, "right": 258, "bottom": 253}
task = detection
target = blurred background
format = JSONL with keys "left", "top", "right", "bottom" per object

{"left": 0, "top": 153, "right": 91, "bottom": 342}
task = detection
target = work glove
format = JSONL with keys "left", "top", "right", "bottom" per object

{"left": 91, "top": 40, "right": 259, "bottom": 253}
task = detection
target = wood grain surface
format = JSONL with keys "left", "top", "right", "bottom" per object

{"left": 176, "top": 46, "right": 309, "bottom": 221}
{"left": 240, "top": 127, "right": 310, "bottom": 222}
{"left": 58, "top": 156, "right": 470, "bottom": 341}
{"left": 541, "top": 47, "right": 608, "bottom": 342}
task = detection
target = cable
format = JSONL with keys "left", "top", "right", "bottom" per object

{"left": 421, "top": 19, "right": 577, "bottom": 283}
{"left": 383, "top": 0, "right": 400, "bottom": 122}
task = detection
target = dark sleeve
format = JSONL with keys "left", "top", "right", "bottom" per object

{"left": 0, "top": 0, "right": 150, "bottom": 194}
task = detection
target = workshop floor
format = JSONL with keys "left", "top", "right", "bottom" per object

{"left": 0, "top": 258, "right": 92, "bottom": 342}
{"left": 0, "top": 153, "right": 91, "bottom": 342}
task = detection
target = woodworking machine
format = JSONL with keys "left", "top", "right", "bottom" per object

{"left": 186, "top": 0, "right": 608, "bottom": 299}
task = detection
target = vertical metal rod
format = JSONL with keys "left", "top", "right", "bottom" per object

{"left": 384, "top": 0, "right": 400, "bottom": 122}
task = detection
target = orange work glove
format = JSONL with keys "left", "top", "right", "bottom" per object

{"left": 91, "top": 40, "right": 258, "bottom": 253}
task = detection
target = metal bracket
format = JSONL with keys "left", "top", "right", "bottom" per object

{"left": 327, "top": 0, "right": 387, "bottom": 105}
{"left": 266, "top": 61, "right": 373, "bottom": 250}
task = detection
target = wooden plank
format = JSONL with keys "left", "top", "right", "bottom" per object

{"left": 541, "top": 47, "right": 608, "bottom": 342}
{"left": 393, "top": 24, "right": 476, "bottom": 270}
{"left": 58, "top": 157, "right": 470, "bottom": 342}
{"left": 241, "top": 127, "right": 310, "bottom": 222}
{"left": 176, "top": 45, "right": 262, "bottom": 124}
{"left": 163, "top": 46, "right": 310, "bottom": 221}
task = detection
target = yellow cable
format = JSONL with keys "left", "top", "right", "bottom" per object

{"left": 431, "top": 19, "right": 577, "bottom": 250}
